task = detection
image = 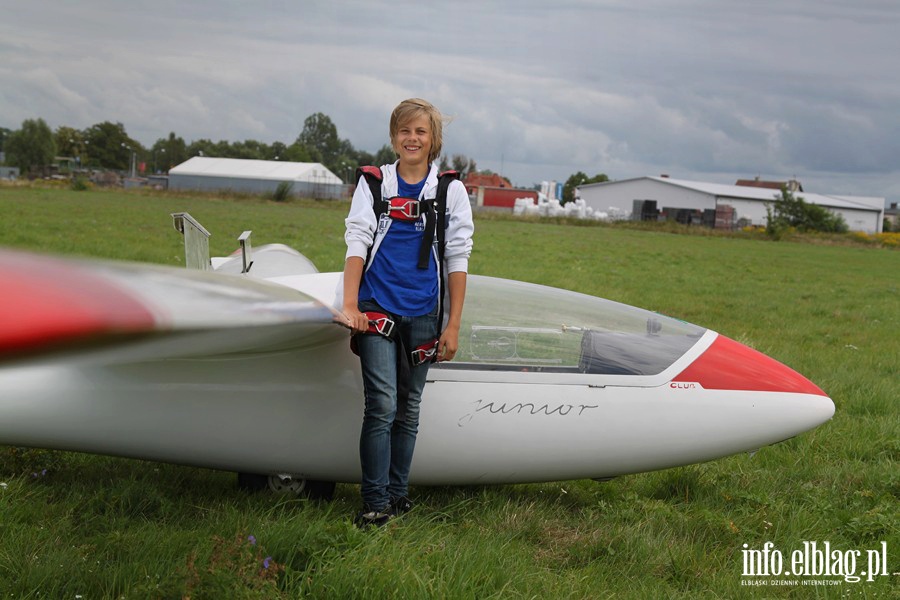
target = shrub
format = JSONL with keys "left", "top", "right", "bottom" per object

{"left": 874, "top": 232, "right": 900, "bottom": 247}
{"left": 70, "top": 175, "right": 90, "bottom": 191}
{"left": 765, "top": 187, "right": 848, "bottom": 236}
{"left": 271, "top": 181, "right": 293, "bottom": 202}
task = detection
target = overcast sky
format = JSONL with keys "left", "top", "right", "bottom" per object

{"left": 2, "top": 1, "right": 897, "bottom": 206}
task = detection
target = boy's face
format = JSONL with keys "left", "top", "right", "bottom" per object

{"left": 393, "top": 113, "right": 433, "bottom": 170}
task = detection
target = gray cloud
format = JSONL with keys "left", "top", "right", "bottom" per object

{"left": 1, "top": 0, "right": 897, "bottom": 205}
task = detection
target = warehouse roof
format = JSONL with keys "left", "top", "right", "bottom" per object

{"left": 169, "top": 157, "right": 342, "bottom": 184}
{"left": 580, "top": 176, "right": 884, "bottom": 213}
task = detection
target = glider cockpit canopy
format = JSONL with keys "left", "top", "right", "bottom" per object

{"left": 447, "top": 276, "right": 706, "bottom": 376}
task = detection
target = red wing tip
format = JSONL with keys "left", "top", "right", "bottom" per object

{"left": 0, "top": 251, "right": 157, "bottom": 356}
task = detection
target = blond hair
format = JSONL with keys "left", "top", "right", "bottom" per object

{"left": 389, "top": 98, "right": 444, "bottom": 164}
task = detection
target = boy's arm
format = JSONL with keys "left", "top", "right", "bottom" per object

{"left": 339, "top": 256, "right": 369, "bottom": 334}
{"left": 438, "top": 271, "right": 467, "bottom": 361}
{"left": 438, "top": 180, "right": 474, "bottom": 361}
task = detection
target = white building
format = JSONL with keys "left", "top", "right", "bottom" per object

{"left": 576, "top": 176, "right": 885, "bottom": 233}
{"left": 169, "top": 157, "right": 346, "bottom": 199}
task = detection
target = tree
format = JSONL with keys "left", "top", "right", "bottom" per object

{"left": 54, "top": 126, "right": 88, "bottom": 167}
{"left": 562, "top": 171, "right": 608, "bottom": 204}
{"left": 283, "top": 141, "right": 320, "bottom": 163}
{"left": 765, "top": 187, "right": 848, "bottom": 235}
{"left": 269, "top": 141, "right": 288, "bottom": 161}
{"left": 448, "top": 154, "right": 477, "bottom": 179}
{"left": 466, "top": 158, "right": 478, "bottom": 178}
{"left": 296, "top": 113, "right": 341, "bottom": 172}
{"left": 372, "top": 144, "right": 396, "bottom": 166}
{"left": 83, "top": 121, "right": 139, "bottom": 170}
{"left": 331, "top": 138, "right": 360, "bottom": 182}
{"left": 0, "top": 127, "right": 13, "bottom": 162}
{"left": 354, "top": 149, "right": 375, "bottom": 167}
{"left": 150, "top": 132, "right": 187, "bottom": 173}
{"left": 228, "top": 140, "right": 257, "bottom": 160}
{"left": 5, "top": 118, "right": 56, "bottom": 175}
{"left": 185, "top": 138, "right": 218, "bottom": 159}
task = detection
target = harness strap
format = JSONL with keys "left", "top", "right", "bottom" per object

{"left": 349, "top": 168, "right": 460, "bottom": 414}
{"left": 356, "top": 166, "right": 459, "bottom": 271}
{"left": 434, "top": 171, "right": 458, "bottom": 265}
{"left": 365, "top": 312, "right": 395, "bottom": 338}
{"left": 350, "top": 311, "right": 397, "bottom": 356}
{"left": 357, "top": 166, "right": 386, "bottom": 219}
{"left": 351, "top": 311, "right": 438, "bottom": 365}
{"left": 410, "top": 339, "right": 440, "bottom": 366}
{"left": 388, "top": 197, "right": 433, "bottom": 221}
{"left": 433, "top": 170, "right": 459, "bottom": 318}
{"left": 349, "top": 309, "right": 439, "bottom": 421}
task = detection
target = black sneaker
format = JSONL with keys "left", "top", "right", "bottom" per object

{"left": 388, "top": 496, "right": 414, "bottom": 516}
{"left": 354, "top": 508, "right": 391, "bottom": 529}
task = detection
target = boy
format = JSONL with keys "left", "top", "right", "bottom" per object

{"left": 340, "top": 98, "right": 474, "bottom": 527}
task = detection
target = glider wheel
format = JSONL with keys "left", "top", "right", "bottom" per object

{"left": 236, "top": 472, "right": 335, "bottom": 501}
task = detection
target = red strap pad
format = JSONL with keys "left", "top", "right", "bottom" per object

{"left": 363, "top": 311, "right": 395, "bottom": 338}
{"left": 410, "top": 339, "right": 440, "bottom": 366}
{"left": 357, "top": 165, "right": 383, "bottom": 182}
{"left": 387, "top": 197, "right": 421, "bottom": 220}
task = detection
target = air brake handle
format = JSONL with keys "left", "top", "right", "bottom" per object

{"left": 238, "top": 230, "right": 253, "bottom": 274}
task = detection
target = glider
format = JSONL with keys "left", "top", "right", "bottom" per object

{"left": 0, "top": 213, "right": 834, "bottom": 498}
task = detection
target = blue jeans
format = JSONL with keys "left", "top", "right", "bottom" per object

{"left": 356, "top": 300, "right": 438, "bottom": 511}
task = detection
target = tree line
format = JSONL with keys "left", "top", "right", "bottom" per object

{"left": 0, "top": 114, "right": 499, "bottom": 185}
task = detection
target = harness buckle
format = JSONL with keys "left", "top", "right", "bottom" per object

{"left": 368, "top": 315, "right": 395, "bottom": 338}
{"left": 410, "top": 340, "right": 439, "bottom": 366}
{"left": 388, "top": 198, "right": 421, "bottom": 220}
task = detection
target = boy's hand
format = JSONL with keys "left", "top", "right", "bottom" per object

{"left": 338, "top": 307, "right": 369, "bottom": 335}
{"left": 438, "top": 325, "right": 459, "bottom": 361}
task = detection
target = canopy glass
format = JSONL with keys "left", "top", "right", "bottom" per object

{"left": 444, "top": 275, "right": 707, "bottom": 376}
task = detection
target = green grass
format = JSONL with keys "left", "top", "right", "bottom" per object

{"left": 0, "top": 184, "right": 897, "bottom": 598}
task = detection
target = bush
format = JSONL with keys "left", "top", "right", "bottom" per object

{"left": 271, "top": 181, "right": 293, "bottom": 202}
{"left": 765, "top": 187, "right": 848, "bottom": 235}
{"left": 70, "top": 175, "right": 90, "bottom": 191}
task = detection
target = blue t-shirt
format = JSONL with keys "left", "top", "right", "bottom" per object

{"left": 359, "top": 172, "right": 438, "bottom": 316}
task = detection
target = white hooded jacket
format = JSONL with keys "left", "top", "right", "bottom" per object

{"left": 340, "top": 161, "right": 474, "bottom": 324}
{"left": 344, "top": 161, "right": 474, "bottom": 276}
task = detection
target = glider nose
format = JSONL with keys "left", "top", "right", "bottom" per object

{"left": 674, "top": 334, "right": 828, "bottom": 396}
{"left": 673, "top": 334, "right": 835, "bottom": 427}
{"left": 808, "top": 393, "right": 836, "bottom": 427}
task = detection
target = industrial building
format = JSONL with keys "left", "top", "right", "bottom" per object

{"left": 0, "top": 166, "right": 19, "bottom": 179}
{"left": 884, "top": 203, "right": 899, "bottom": 231}
{"left": 168, "top": 157, "right": 346, "bottom": 199}
{"left": 464, "top": 172, "right": 538, "bottom": 209}
{"left": 576, "top": 176, "right": 885, "bottom": 233}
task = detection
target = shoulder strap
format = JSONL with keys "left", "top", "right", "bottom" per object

{"left": 356, "top": 166, "right": 387, "bottom": 218}
{"left": 356, "top": 166, "right": 385, "bottom": 273}
{"left": 417, "top": 170, "right": 459, "bottom": 269}
{"left": 434, "top": 170, "right": 460, "bottom": 264}
{"left": 430, "top": 170, "right": 461, "bottom": 331}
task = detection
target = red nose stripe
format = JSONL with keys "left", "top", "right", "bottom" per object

{"left": 673, "top": 334, "right": 827, "bottom": 396}
{"left": 0, "top": 252, "right": 156, "bottom": 357}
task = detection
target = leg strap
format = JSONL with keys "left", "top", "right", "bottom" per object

{"left": 410, "top": 339, "right": 440, "bottom": 366}
{"left": 351, "top": 311, "right": 438, "bottom": 421}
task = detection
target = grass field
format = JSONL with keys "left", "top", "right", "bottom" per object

{"left": 0, "top": 185, "right": 897, "bottom": 598}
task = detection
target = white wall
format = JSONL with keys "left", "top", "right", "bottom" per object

{"left": 578, "top": 179, "right": 882, "bottom": 232}
{"left": 830, "top": 207, "right": 881, "bottom": 233}
{"left": 577, "top": 178, "right": 715, "bottom": 217}
{"left": 727, "top": 197, "right": 880, "bottom": 232}
{"left": 722, "top": 197, "right": 769, "bottom": 226}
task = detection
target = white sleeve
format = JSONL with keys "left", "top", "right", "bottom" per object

{"left": 344, "top": 175, "right": 377, "bottom": 260}
{"left": 443, "top": 179, "right": 474, "bottom": 273}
